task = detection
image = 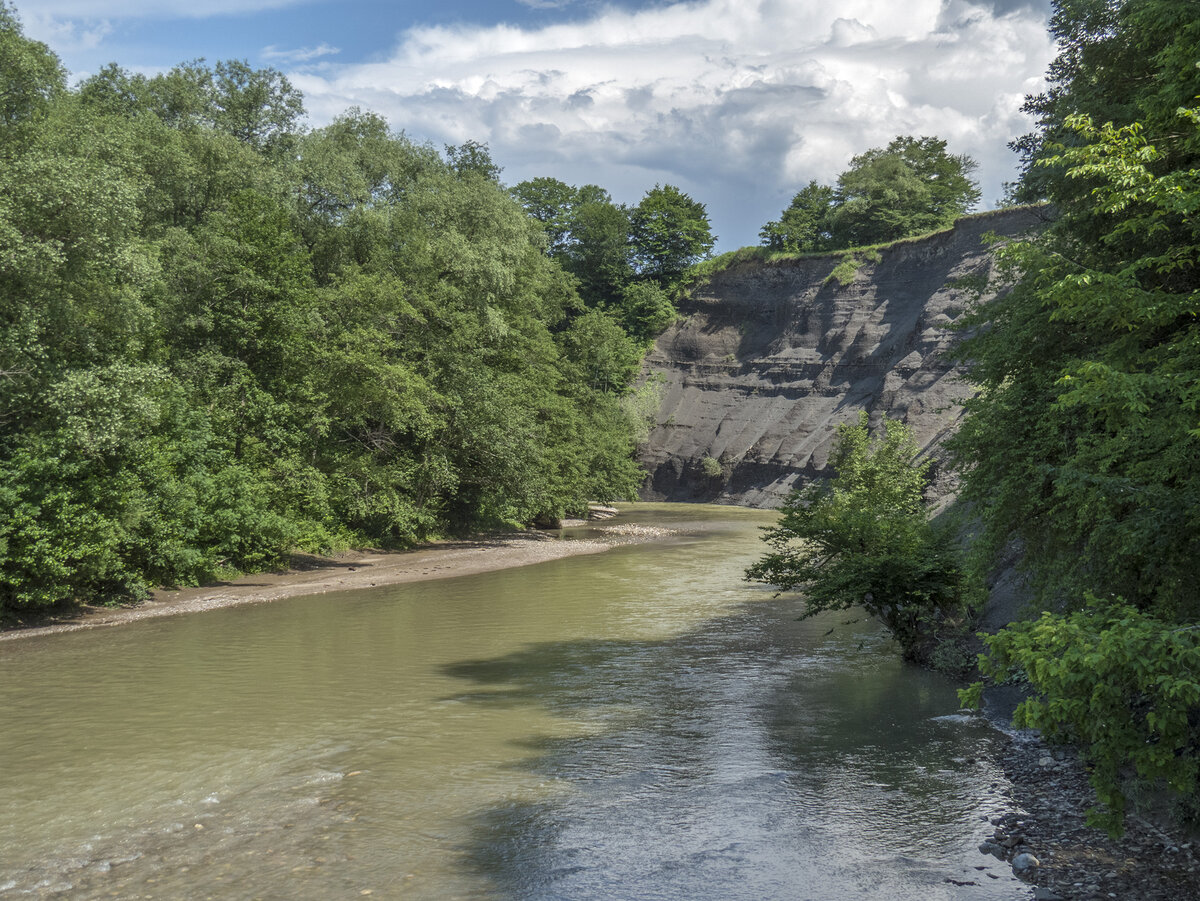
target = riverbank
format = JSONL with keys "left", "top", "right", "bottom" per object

{"left": 0, "top": 522, "right": 673, "bottom": 642}
{"left": 979, "top": 718, "right": 1200, "bottom": 900}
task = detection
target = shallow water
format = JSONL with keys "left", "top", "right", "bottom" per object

{"left": 0, "top": 503, "right": 1029, "bottom": 899}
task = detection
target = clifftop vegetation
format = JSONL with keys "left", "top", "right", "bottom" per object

{"left": 679, "top": 137, "right": 988, "bottom": 293}
{"left": 759, "top": 136, "right": 981, "bottom": 254}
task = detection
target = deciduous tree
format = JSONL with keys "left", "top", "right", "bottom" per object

{"left": 630, "top": 184, "right": 715, "bottom": 286}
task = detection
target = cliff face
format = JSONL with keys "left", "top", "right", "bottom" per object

{"left": 638, "top": 207, "right": 1046, "bottom": 507}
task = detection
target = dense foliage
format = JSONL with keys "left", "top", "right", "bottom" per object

{"left": 0, "top": 6, "right": 657, "bottom": 618}
{"left": 759, "top": 136, "right": 980, "bottom": 253}
{"left": 509, "top": 178, "right": 711, "bottom": 342}
{"left": 962, "top": 601, "right": 1200, "bottom": 835}
{"left": 746, "top": 414, "right": 964, "bottom": 663}
{"left": 955, "top": 0, "right": 1200, "bottom": 833}
{"left": 1009, "top": 0, "right": 1200, "bottom": 205}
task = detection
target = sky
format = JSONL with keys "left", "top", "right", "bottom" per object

{"left": 20, "top": 0, "right": 1058, "bottom": 251}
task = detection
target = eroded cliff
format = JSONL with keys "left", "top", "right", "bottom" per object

{"left": 638, "top": 206, "right": 1047, "bottom": 507}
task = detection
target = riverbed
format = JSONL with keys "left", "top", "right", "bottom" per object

{"left": 0, "top": 503, "right": 1030, "bottom": 899}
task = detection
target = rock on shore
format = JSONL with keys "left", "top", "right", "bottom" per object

{"left": 985, "top": 728, "right": 1200, "bottom": 900}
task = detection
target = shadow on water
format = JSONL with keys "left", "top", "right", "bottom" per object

{"left": 439, "top": 600, "right": 1027, "bottom": 901}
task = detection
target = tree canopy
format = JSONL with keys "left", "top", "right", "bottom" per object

{"left": 759, "top": 136, "right": 980, "bottom": 253}
{"left": 759, "top": 181, "right": 834, "bottom": 253}
{"left": 0, "top": 5, "right": 651, "bottom": 618}
{"left": 629, "top": 184, "right": 716, "bottom": 285}
{"left": 510, "top": 178, "right": 709, "bottom": 342}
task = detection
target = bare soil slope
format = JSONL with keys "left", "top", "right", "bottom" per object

{"left": 639, "top": 206, "right": 1047, "bottom": 507}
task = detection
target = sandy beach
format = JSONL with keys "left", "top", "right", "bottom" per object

{"left": 0, "top": 525, "right": 671, "bottom": 642}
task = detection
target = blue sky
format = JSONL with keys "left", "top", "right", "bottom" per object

{"left": 21, "top": 0, "right": 1057, "bottom": 250}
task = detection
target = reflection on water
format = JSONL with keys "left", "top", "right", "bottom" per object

{"left": 0, "top": 504, "right": 1029, "bottom": 899}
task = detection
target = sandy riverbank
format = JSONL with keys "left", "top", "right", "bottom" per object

{"left": 0, "top": 524, "right": 674, "bottom": 642}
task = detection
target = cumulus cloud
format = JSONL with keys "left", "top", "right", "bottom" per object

{"left": 291, "top": 0, "right": 1054, "bottom": 246}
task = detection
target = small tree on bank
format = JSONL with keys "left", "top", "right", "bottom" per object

{"left": 745, "top": 413, "right": 964, "bottom": 662}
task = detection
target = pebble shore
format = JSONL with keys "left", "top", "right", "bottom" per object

{"left": 981, "top": 727, "right": 1200, "bottom": 900}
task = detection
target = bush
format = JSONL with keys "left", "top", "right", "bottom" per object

{"left": 961, "top": 599, "right": 1200, "bottom": 836}
{"left": 746, "top": 412, "right": 964, "bottom": 661}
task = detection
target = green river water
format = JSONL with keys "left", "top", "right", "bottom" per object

{"left": 0, "top": 503, "right": 1031, "bottom": 899}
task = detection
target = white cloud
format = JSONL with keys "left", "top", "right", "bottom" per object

{"left": 262, "top": 43, "right": 340, "bottom": 64}
{"left": 291, "top": 0, "right": 1054, "bottom": 247}
{"left": 20, "top": 12, "right": 113, "bottom": 53}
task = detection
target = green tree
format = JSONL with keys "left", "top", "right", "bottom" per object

{"left": 563, "top": 197, "right": 633, "bottom": 307}
{"left": 444, "top": 139, "right": 501, "bottom": 181}
{"left": 211, "top": 59, "right": 304, "bottom": 153}
{"left": 0, "top": 2, "right": 64, "bottom": 133}
{"left": 630, "top": 184, "right": 715, "bottom": 286}
{"left": 759, "top": 180, "right": 834, "bottom": 252}
{"left": 827, "top": 136, "right": 980, "bottom": 247}
{"left": 1011, "top": 0, "right": 1200, "bottom": 204}
{"left": 746, "top": 413, "right": 963, "bottom": 660}
{"left": 558, "top": 310, "right": 643, "bottom": 393}
{"left": 509, "top": 176, "right": 578, "bottom": 257}
{"left": 951, "top": 113, "right": 1200, "bottom": 617}
{"left": 614, "top": 280, "right": 676, "bottom": 343}
{"left": 77, "top": 58, "right": 304, "bottom": 154}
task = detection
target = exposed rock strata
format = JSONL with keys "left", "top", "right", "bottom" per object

{"left": 638, "top": 206, "right": 1048, "bottom": 507}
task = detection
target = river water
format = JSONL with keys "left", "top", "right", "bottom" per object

{"left": 0, "top": 504, "right": 1030, "bottom": 900}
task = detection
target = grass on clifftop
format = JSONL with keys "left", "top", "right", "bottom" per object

{"left": 678, "top": 205, "right": 1045, "bottom": 295}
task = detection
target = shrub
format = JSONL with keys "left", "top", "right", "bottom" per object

{"left": 746, "top": 412, "right": 964, "bottom": 661}
{"left": 961, "top": 599, "right": 1200, "bottom": 836}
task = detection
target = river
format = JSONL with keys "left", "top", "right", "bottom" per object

{"left": 0, "top": 503, "right": 1030, "bottom": 899}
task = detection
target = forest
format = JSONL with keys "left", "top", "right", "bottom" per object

{"left": 0, "top": 4, "right": 724, "bottom": 617}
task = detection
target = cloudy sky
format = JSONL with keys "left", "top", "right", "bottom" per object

{"left": 21, "top": 0, "right": 1057, "bottom": 250}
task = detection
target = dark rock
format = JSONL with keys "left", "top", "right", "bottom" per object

{"left": 979, "top": 841, "right": 1006, "bottom": 860}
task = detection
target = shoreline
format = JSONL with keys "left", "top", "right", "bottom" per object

{"left": 0, "top": 524, "right": 669, "bottom": 642}
{"left": 9, "top": 513, "right": 1197, "bottom": 898}
{"left": 976, "top": 694, "right": 1200, "bottom": 900}
{"left": 982, "top": 725, "right": 1200, "bottom": 901}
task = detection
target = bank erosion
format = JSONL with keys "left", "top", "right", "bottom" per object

{"left": 638, "top": 206, "right": 1046, "bottom": 507}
